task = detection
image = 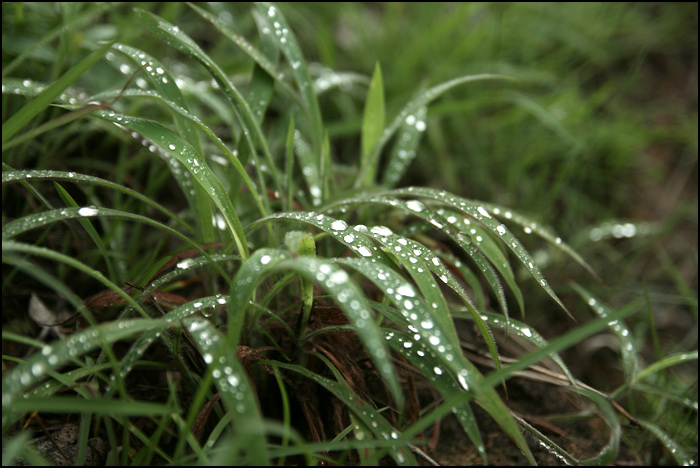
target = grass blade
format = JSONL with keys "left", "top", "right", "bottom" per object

{"left": 92, "top": 111, "right": 249, "bottom": 260}
{"left": 361, "top": 62, "right": 385, "bottom": 164}
{"left": 356, "top": 74, "right": 515, "bottom": 188}
{"left": 2, "top": 38, "right": 117, "bottom": 145}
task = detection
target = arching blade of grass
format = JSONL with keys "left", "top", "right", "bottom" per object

{"left": 355, "top": 74, "right": 515, "bottom": 188}
{"left": 110, "top": 42, "right": 213, "bottom": 243}
{"left": 391, "top": 187, "right": 573, "bottom": 318}
{"left": 91, "top": 111, "right": 249, "bottom": 260}
{"left": 361, "top": 62, "right": 385, "bottom": 165}
{"left": 186, "top": 2, "right": 302, "bottom": 109}
{"left": 572, "top": 283, "right": 639, "bottom": 378}
{"left": 263, "top": 360, "right": 417, "bottom": 465}
{"left": 479, "top": 200, "right": 603, "bottom": 284}
{"left": 227, "top": 249, "right": 403, "bottom": 409}
{"left": 1, "top": 169, "right": 192, "bottom": 233}
{"left": 53, "top": 182, "right": 120, "bottom": 283}
{"left": 374, "top": 308, "right": 487, "bottom": 462}
{"left": 2, "top": 3, "right": 117, "bottom": 77}
{"left": 322, "top": 195, "right": 512, "bottom": 318}
{"left": 455, "top": 309, "right": 578, "bottom": 386}
{"left": 1, "top": 315, "right": 165, "bottom": 409}
{"left": 634, "top": 418, "right": 695, "bottom": 466}
{"left": 2, "top": 207, "right": 231, "bottom": 288}
{"left": 178, "top": 315, "right": 269, "bottom": 465}
{"left": 575, "top": 388, "right": 621, "bottom": 466}
{"left": 482, "top": 305, "right": 638, "bottom": 389}
{"left": 382, "top": 106, "right": 427, "bottom": 188}
{"left": 254, "top": 2, "right": 324, "bottom": 154}
{"left": 134, "top": 8, "right": 282, "bottom": 199}
{"left": 335, "top": 257, "right": 535, "bottom": 464}
{"left": 2, "top": 38, "right": 117, "bottom": 145}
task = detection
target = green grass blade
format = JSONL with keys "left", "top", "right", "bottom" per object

{"left": 186, "top": 2, "right": 302, "bottom": 108}
{"left": 576, "top": 388, "right": 620, "bottom": 466}
{"left": 361, "top": 62, "right": 385, "bottom": 164}
{"left": 53, "top": 182, "right": 120, "bottom": 283}
{"left": 2, "top": 38, "right": 117, "bottom": 144}
{"left": 355, "top": 74, "right": 515, "bottom": 188}
{"left": 2, "top": 169, "right": 192, "bottom": 233}
{"left": 480, "top": 200, "right": 603, "bottom": 284}
{"left": 262, "top": 360, "right": 417, "bottom": 465}
{"left": 2, "top": 207, "right": 231, "bottom": 286}
{"left": 572, "top": 283, "right": 639, "bottom": 378}
{"left": 179, "top": 315, "right": 269, "bottom": 465}
{"left": 392, "top": 187, "right": 573, "bottom": 318}
{"left": 254, "top": 2, "right": 324, "bottom": 153}
{"left": 382, "top": 106, "right": 426, "bottom": 188}
{"left": 2, "top": 317, "right": 165, "bottom": 408}
{"left": 92, "top": 111, "right": 249, "bottom": 259}
{"left": 8, "top": 397, "right": 172, "bottom": 416}
{"left": 635, "top": 418, "right": 694, "bottom": 466}
{"left": 135, "top": 8, "right": 282, "bottom": 198}
{"left": 228, "top": 249, "right": 403, "bottom": 408}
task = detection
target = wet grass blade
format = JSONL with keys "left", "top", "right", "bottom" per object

{"left": 356, "top": 74, "right": 515, "bottom": 188}
{"left": 135, "top": 8, "right": 281, "bottom": 199}
{"left": 2, "top": 169, "right": 191, "bottom": 233}
{"left": 1, "top": 316, "right": 165, "bottom": 408}
{"left": 254, "top": 2, "right": 324, "bottom": 153}
{"left": 2, "top": 38, "right": 117, "bottom": 145}
{"left": 92, "top": 111, "right": 249, "bottom": 259}
{"left": 382, "top": 106, "right": 426, "bottom": 188}
{"left": 572, "top": 283, "right": 639, "bottom": 378}
{"left": 392, "top": 187, "right": 573, "bottom": 318}
{"left": 263, "top": 360, "right": 417, "bottom": 465}
{"left": 228, "top": 249, "right": 403, "bottom": 408}
{"left": 186, "top": 2, "right": 301, "bottom": 108}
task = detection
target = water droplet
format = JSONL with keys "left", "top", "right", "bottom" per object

{"left": 177, "top": 258, "right": 196, "bottom": 269}
{"left": 344, "top": 233, "right": 355, "bottom": 243}
{"left": 433, "top": 366, "right": 443, "bottom": 375}
{"left": 396, "top": 284, "right": 415, "bottom": 297}
{"left": 331, "top": 220, "right": 348, "bottom": 231}
{"left": 357, "top": 246, "right": 372, "bottom": 257}
{"left": 370, "top": 226, "right": 393, "bottom": 236}
{"left": 406, "top": 200, "right": 425, "bottom": 212}
{"left": 477, "top": 206, "right": 491, "bottom": 218}
{"left": 260, "top": 254, "right": 271, "bottom": 265}
{"left": 78, "top": 206, "right": 98, "bottom": 216}
{"left": 497, "top": 224, "right": 506, "bottom": 235}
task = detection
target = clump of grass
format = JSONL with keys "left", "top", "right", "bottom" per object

{"left": 3, "top": 3, "right": 697, "bottom": 466}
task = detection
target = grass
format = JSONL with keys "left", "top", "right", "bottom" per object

{"left": 2, "top": 2, "right": 697, "bottom": 466}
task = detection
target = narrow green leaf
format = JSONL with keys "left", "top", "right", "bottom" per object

{"left": 263, "top": 360, "right": 417, "bottom": 465}
{"left": 92, "top": 111, "right": 249, "bottom": 260}
{"left": 2, "top": 38, "right": 117, "bottom": 144}
{"left": 228, "top": 249, "right": 403, "bottom": 408}
{"left": 53, "top": 182, "right": 119, "bottom": 283}
{"left": 186, "top": 2, "right": 302, "bottom": 108}
{"left": 362, "top": 62, "right": 385, "bottom": 162}
{"left": 356, "top": 74, "right": 515, "bottom": 188}
{"left": 572, "top": 283, "right": 639, "bottom": 378}
{"left": 254, "top": 2, "right": 324, "bottom": 153}
{"left": 1, "top": 169, "right": 191, "bottom": 233}
{"left": 382, "top": 106, "right": 426, "bottom": 188}
{"left": 2, "top": 317, "right": 165, "bottom": 407}
{"left": 8, "top": 397, "right": 172, "bottom": 416}
{"left": 135, "top": 8, "right": 281, "bottom": 198}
